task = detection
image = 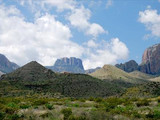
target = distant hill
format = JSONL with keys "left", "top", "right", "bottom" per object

{"left": 149, "top": 76, "right": 160, "bottom": 82}
{"left": 85, "top": 67, "right": 101, "bottom": 74}
{"left": 0, "top": 61, "right": 123, "bottom": 98}
{"left": 129, "top": 71, "right": 155, "bottom": 80}
{"left": 0, "top": 54, "right": 19, "bottom": 73}
{"left": 47, "top": 57, "right": 85, "bottom": 73}
{"left": 90, "top": 65, "right": 148, "bottom": 85}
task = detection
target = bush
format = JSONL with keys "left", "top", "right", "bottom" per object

{"left": 20, "top": 104, "right": 30, "bottom": 109}
{"left": 61, "top": 108, "right": 72, "bottom": 120}
{"left": 8, "top": 114, "right": 20, "bottom": 120}
{"left": 136, "top": 99, "right": 149, "bottom": 107}
{"left": 68, "top": 115, "right": 87, "bottom": 120}
{"left": 33, "top": 99, "right": 48, "bottom": 106}
{"left": 45, "top": 104, "right": 54, "bottom": 110}
{"left": 4, "top": 107, "right": 17, "bottom": 114}
{"left": 0, "top": 112, "right": 5, "bottom": 120}
{"left": 94, "top": 98, "right": 103, "bottom": 103}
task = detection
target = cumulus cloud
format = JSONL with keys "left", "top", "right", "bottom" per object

{"left": 106, "top": 0, "right": 113, "bottom": 9}
{"left": 18, "top": 0, "right": 106, "bottom": 38}
{"left": 0, "top": 5, "right": 83, "bottom": 66}
{"left": 68, "top": 6, "right": 106, "bottom": 37}
{"left": 83, "top": 38, "right": 129, "bottom": 69}
{"left": 139, "top": 9, "right": 160, "bottom": 37}
{"left": 0, "top": 2, "right": 129, "bottom": 69}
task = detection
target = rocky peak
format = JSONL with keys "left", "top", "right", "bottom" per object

{"left": 0, "top": 54, "right": 19, "bottom": 73}
{"left": 115, "top": 60, "right": 138, "bottom": 73}
{"left": 50, "top": 57, "right": 85, "bottom": 73}
{"left": 139, "top": 44, "right": 160, "bottom": 75}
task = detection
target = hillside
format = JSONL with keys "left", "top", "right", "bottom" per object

{"left": 0, "top": 61, "right": 123, "bottom": 98}
{"left": 149, "top": 76, "right": 160, "bottom": 82}
{"left": 90, "top": 65, "right": 148, "bottom": 85}
{"left": 129, "top": 71, "right": 154, "bottom": 80}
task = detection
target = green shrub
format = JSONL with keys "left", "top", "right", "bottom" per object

{"left": 33, "top": 99, "right": 48, "bottom": 106}
{"left": 0, "top": 112, "right": 5, "bottom": 120}
{"left": 153, "top": 110, "right": 160, "bottom": 119}
{"left": 20, "top": 104, "right": 30, "bottom": 109}
{"left": 7, "top": 102, "right": 18, "bottom": 108}
{"left": 68, "top": 115, "right": 87, "bottom": 120}
{"left": 136, "top": 99, "right": 149, "bottom": 107}
{"left": 61, "top": 108, "right": 72, "bottom": 120}
{"left": 94, "top": 98, "right": 103, "bottom": 103}
{"left": 45, "top": 104, "right": 54, "bottom": 110}
{"left": 4, "top": 107, "right": 17, "bottom": 114}
{"left": 8, "top": 114, "right": 20, "bottom": 120}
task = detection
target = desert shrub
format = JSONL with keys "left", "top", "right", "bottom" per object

{"left": 7, "top": 102, "right": 18, "bottom": 109}
{"left": 105, "top": 98, "right": 124, "bottom": 112}
{"left": 68, "top": 115, "right": 87, "bottom": 120}
{"left": 45, "top": 103, "right": 54, "bottom": 110}
{"left": 4, "top": 107, "right": 17, "bottom": 114}
{"left": 154, "top": 110, "right": 160, "bottom": 119}
{"left": 8, "top": 114, "right": 20, "bottom": 120}
{"left": 147, "top": 110, "right": 160, "bottom": 119}
{"left": 136, "top": 99, "right": 149, "bottom": 107}
{"left": 88, "top": 97, "right": 94, "bottom": 101}
{"left": 72, "top": 103, "right": 79, "bottom": 107}
{"left": 0, "top": 112, "right": 5, "bottom": 120}
{"left": 61, "top": 108, "right": 72, "bottom": 120}
{"left": 33, "top": 99, "right": 48, "bottom": 106}
{"left": 94, "top": 98, "right": 103, "bottom": 103}
{"left": 20, "top": 104, "right": 30, "bottom": 109}
{"left": 79, "top": 98, "right": 85, "bottom": 102}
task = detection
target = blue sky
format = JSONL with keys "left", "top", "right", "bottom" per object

{"left": 0, "top": 0, "right": 160, "bottom": 69}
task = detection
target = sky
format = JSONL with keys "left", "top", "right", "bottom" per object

{"left": 0, "top": 0, "right": 160, "bottom": 69}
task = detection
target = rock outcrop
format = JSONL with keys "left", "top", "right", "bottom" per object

{"left": 0, "top": 54, "right": 19, "bottom": 73}
{"left": 115, "top": 60, "right": 138, "bottom": 73}
{"left": 139, "top": 44, "right": 160, "bottom": 75}
{"left": 48, "top": 57, "right": 85, "bottom": 73}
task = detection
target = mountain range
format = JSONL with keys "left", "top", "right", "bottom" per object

{"left": 0, "top": 61, "right": 123, "bottom": 98}
{"left": 0, "top": 43, "right": 160, "bottom": 98}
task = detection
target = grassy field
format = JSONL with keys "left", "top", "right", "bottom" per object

{"left": 1, "top": 96, "right": 160, "bottom": 120}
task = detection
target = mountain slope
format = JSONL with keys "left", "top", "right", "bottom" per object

{"left": 90, "top": 65, "right": 148, "bottom": 85}
{"left": 129, "top": 71, "right": 154, "bottom": 80}
{"left": 0, "top": 61, "right": 123, "bottom": 98}
{"left": 0, "top": 54, "right": 19, "bottom": 73}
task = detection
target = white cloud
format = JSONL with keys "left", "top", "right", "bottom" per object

{"left": 159, "top": 0, "right": 160, "bottom": 3}
{"left": 0, "top": 3, "right": 129, "bottom": 69}
{"left": 106, "top": 0, "right": 113, "bottom": 9}
{"left": 0, "top": 5, "right": 83, "bottom": 66}
{"left": 18, "top": 0, "right": 106, "bottom": 38}
{"left": 68, "top": 6, "right": 106, "bottom": 37}
{"left": 139, "top": 9, "right": 160, "bottom": 37}
{"left": 83, "top": 38, "right": 129, "bottom": 69}
{"left": 86, "top": 40, "right": 98, "bottom": 48}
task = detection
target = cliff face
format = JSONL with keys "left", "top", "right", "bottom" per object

{"left": 139, "top": 44, "right": 160, "bottom": 75}
{"left": 0, "top": 54, "right": 19, "bottom": 73}
{"left": 51, "top": 57, "right": 85, "bottom": 73}
{"left": 115, "top": 60, "right": 138, "bottom": 73}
